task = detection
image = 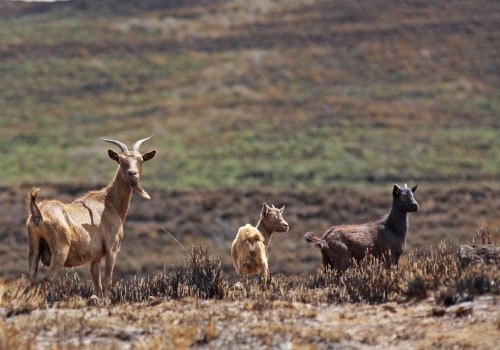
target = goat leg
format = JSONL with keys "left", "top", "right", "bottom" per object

{"left": 27, "top": 234, "right": 41, "bottom": 286}
{"left": 104, "top": 252, "right": 117, "bottom": 296}
{"left": 43, "top": 247, "right": 69, "bottom": 282}
{"left": 90, "top": 260, "right": 102, "bottom": 296}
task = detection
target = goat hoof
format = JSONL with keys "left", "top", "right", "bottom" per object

{"left": 87, "top": 294, "right": 100, "bottom": 306}
{"left": 233, "top": 282, "right": 244, "bottom": 291}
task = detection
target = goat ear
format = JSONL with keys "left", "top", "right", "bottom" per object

{"left": 393, "top": 184, "right": 402, "bottom": 196}
{"left": 108, "top": 149, "right": 120, "bottom": 163}
{"left": 279, "top": 205, "right": 285, "bottom": 213}
{"left": 261, "top": 202, "right": 270, "bottom": 216}
{"left": 411, "top": 184, "right": 418, "bottom": 193}
{"left": 142, "top": 150, "right": 156, "bottom": 162}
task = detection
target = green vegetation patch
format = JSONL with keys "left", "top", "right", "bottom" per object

{"left": 1, "top": 116, "right": 499, "bottom": 190}
{"left": 0, "top": 0, "right": 498, "bottom": 191}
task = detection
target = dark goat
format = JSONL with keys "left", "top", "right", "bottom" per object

{"left": 305, "top": 184, "right": 419, "bottom": 271}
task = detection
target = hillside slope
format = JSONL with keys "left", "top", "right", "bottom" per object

{"left": 0, "top": 0, "right": 498, "bottom": 189}
{"left": 0, "top": 0, "right": 498, "bottom": 280}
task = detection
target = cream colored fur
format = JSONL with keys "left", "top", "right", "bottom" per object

{"left": 231, "top": 203, "right": 289, "bottom": 284}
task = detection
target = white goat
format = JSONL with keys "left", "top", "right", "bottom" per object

{"left": 231, "top": 203, "right": 289, "bottom": 284}
{"left": 26, "top": 136, "right": 156, "bottom": 296}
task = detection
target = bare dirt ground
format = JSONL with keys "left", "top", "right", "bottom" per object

{"left": 2, "top": 292, "right": 498, "bottom": 349}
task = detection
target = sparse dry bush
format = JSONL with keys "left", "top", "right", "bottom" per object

{"left": 305, "top": 237, "right": 498, "bottom": 305}
{"left": 109, "top": 246, "right": 228, "bottom": 303}
{"left": 473, "top": 222, "right": 499, "bottom": 245}
{"left": 306, "top": 257, "right": 401, "bottom": 304}
{"left": 86, "top": 246, "right": 219, "bottom": 304}
{"left": 45, "top": 272, "right": 94, "bottom": 305}
{"left": 402, "top": 241, "right": 459, "bottom": 300}
{"left": 2, "top": 232, "right": 498, "bottom": 309}
{"left": 0, "top": 277, "right": 45, "bottom": 316}
{"left": 435, "top": 262, "right": 499, "bottom": 306}
{"left": 166, "top": 246, "right": 229, "bottom": 300}
{"left": 434, "top": 238, "right": 499, "bottom": 306}
{"left": 342, "top": 258, "right": 401, "bottom": 303}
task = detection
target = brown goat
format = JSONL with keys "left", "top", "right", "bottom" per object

{"left": 26, "top": 136, "right": 156, "bottom": 296}
{"left": 305, "top": 184, "right": 419, "bottom": 271}
{"left": 231, "top": 203, "right": 289, "bottom": 284}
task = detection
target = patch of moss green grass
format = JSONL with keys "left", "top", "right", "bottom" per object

{"left": 0, "top": 3, "right": 498, "bottom": 191}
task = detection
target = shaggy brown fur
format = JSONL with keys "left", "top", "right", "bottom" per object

{"left": 231, "top": 224, "right": 268, "bottom": 279}
{"left": 26, "top": 137, "right": 156, "bottom": 296}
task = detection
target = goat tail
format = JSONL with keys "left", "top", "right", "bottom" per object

{"left": 29, "top": 187, "right": 43, "bottom": 227}
{"left": 304, "top": 232, "right": 326, "bottom": 249}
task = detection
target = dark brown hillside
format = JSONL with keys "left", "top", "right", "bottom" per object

{"left": 1, "top": 183, "right": 499, "bottom": 281}
{"left": 0, "top": 0, "right": 498, "bottom": 279}
{"left": 1, "top": 0, "right": 498, "bottom": 90}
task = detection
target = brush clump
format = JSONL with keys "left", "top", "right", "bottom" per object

{"left": 3, "top": 227, "right": 497, "bottom": 309}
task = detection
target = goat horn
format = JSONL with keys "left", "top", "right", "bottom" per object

{"left": 101, "top": 138, "right": 128, "bottom": 152}
{"left": 132, "top": 135, "right": 153, "bottom": 152}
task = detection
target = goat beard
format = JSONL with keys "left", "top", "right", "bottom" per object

{"left": 132, "top": 184, "right": 151, "bottom": 199}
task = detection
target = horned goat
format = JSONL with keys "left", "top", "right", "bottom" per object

{"left": 231, "top": 203, "right": 289, "bottom": 284}
{"left": 26, "top": 136, "right": 156, "bottom": 296}
{"left": 305, "top": 184, "right": 419, "bottom": 271}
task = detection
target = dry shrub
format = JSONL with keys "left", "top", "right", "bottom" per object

{"left": 4, "top": 246, "right": 229, "bottom": 306}
{"left": 164, "top": 245, "right": 229, "bottom": 300}
{"left": 3, "top": 232, "right": 497, "bottom": 308}
{"left": 402, "top": 241, "right": 459, "bottom": 300}
{"left": 306, "top": 257, "right": 402, "bottom": 304}
{"left": 110, "top": 245, "right": 229, "bottom": 303}
{"left": 45, "top": 272, "right": 93, "bottom": 305}
{"left": 394, "top": 239, "right": 497, "bottom": 306}
{"left": 473, "top": 222, "right": 499, "bottom": 244}
{"left": 0, "top": 277, "right": 45, "bottom": 316}
{"left": 434, "top": 237, "right": 499, "bottom": 306}
{"left": 436, "top": 263, "right": 499, "bottom": 306}
{"left": 342, "top": 258, "right": 402, "bottom": 303}
{"left": 304, "top": 238, "right": 498, "bottom": 305}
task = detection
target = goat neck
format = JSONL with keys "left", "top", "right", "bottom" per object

{"left": 384, "top": 204, "right": 409, "bottom": 239}
{"left": 105, "top": 167, "right": 134, "bottom": 220}
{"left": 256, "top": 219, "right": 274, "bottom": 246}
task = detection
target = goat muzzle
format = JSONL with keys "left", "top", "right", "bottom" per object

{"left": 409, "top": 202, "right": 419, "bottom": 212}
